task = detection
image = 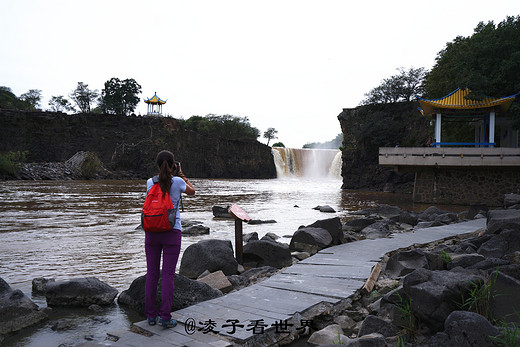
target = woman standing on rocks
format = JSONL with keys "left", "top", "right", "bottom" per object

{"left": 144, "top": 150, "right": 195, "bottom": 328}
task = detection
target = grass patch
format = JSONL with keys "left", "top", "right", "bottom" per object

{"left": 459, "top": 269, "right": 499, "bottom": 322}
{"left": 396, "top": 293, "right": 418, "bottom": 336}
{"left": 440, "top": 250, "right": 452, "bottom": 264}
{"left": 491, "top": 320, "right": 520, "bottom": 346}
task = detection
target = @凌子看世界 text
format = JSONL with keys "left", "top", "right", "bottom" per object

{"left": 183, "top": 318, "right": 314, "bottom": 335}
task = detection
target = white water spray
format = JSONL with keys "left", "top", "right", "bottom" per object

{"left": 271, "top": 147, "right": 342, "bottom": 178}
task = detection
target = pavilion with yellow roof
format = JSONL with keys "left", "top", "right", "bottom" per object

{"left": 379, "top": 87, "right": 520, "bottom": 205}
{"left": 418, "top": 88, "right": 520, "bottom": 148}
{"left": 144, "top": 92, "right": 167, "bottom": 116}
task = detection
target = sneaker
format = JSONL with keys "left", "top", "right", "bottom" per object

{"left": 147, "top": 317, "right": 158, "bottom": 326}
{"left": 158, "top": 318, "right": 177, "bottom": 328}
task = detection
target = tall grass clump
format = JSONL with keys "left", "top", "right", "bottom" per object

{"left": 459, "top": 269, "right": 499, "bottom": 321}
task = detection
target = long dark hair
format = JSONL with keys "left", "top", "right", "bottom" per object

{"left": 156, "top": 150, "right": 175, "bottom": 194}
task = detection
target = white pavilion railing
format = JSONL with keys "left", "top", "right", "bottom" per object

{"left": 379, "top": 147, "right": 520, "bottom": 167}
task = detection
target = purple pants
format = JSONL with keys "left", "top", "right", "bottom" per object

{"left": 144, "top": 229, "right": 181, "bottom": 320}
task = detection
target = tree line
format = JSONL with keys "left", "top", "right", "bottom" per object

{"left": 360, "top": 15, "right": 520, "bottom": 139}
{"left": 0, "top": 78, "right": 142, "bottom": 116}
{"left": 0, "top": 81, "right": 280, "bottom": 143}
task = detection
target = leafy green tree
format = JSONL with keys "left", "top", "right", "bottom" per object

{"left": 272, "top": 142, "right": 285, "bottom": 147}
{"left": 48, "top": 95, "right": 74, "bottom": 112}
{"left": 425, "top": 15, "right": 520, "bottom": 125}
{"left": 0, "top": 86, "right": 32, "bottom": 110}
{"left": 69, "top": 82, "right": 99, "bottom": 113}
{"left": 361, "top": 67, "right": 427, "bottom": 105}
{"left": 19, "top": 89, "right": 42, "bottom": 110}
{"left": 263, "top": 127, "right": 278, "bottom": 146}
{"left": 181, "top": 114, "right": 259, "bottom": 141}
{"left": 100, "top": 77, "right": 142, "bottom": 115}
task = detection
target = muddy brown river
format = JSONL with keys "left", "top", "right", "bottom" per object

{"left": 0, "top": 178, "right": 452, "bottom": 346}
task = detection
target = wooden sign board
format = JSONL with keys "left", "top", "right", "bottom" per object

{"left": 229, "top": 204, "right": 251, "bottom": 222}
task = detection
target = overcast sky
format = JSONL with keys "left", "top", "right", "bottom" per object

{"left": 1, "top": 1, "right": 518, "bottom": 148}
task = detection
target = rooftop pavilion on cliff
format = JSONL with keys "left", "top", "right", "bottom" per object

{"left": 379, "top": 88, "right": 520, "bottom": 205}
{"left": 144, "top": 92, "right": 167, "bottom": 116}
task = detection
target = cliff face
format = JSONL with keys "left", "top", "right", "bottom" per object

{"left": 0, "top": 110, "right": 276, "bottom": 179}
{"left": 337, "top": 102, "right": 430, "bottom": 192}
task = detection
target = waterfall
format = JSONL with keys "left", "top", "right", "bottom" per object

{"left": 272, "top": 147, "right": 342, "bottom": 178}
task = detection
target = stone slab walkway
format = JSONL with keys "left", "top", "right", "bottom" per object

{"left": 107, "top": 218, "right": 486, "bottom": 346}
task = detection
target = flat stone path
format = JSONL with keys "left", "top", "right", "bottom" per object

{"left": 107, "top": 218, "right": 486, "bottom": 346}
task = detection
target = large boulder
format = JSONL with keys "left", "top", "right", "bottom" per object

{"left": 45, "top": 277, "right": 118, "bottom": 307}
{"left": 0, "top": 277, "right": 48, "bottom": 336}
{"left": 402, "top": 268, "right": 483, "bottom": 332}
{"left": 486, "top": 209, "right": 520, "bottom": 235}
{"left": 289, "top": 227, "right": 333, "bottom": 251}
{"left": 212, "top": 205, "right": 232, "bottom": 218}
{"left": 426, "top": 311, "right": 499, "bottom": 347}
{"left": 343, "top": 217, "right": 376, "bottom": 232}
{"left": 446, "top": 253, "right": 486, "bottom": 270}
{"left": 182, "top": 224, "right": 210, "bottom": 236}
{"left": 179, "top": 239, "right": 238, "bottom": 279}
{"left": 197, "top": 271, "right": 233, "bottom": 294}
{"left": 389, "top": 210, "right": 419, "bottom": 226}
{"left": 363, "top": 204, "right": 403, "bottom": 218}
{"left": 242, "top": 240, "right": 292, "bottom": 269}
{"left": 243, "top": 232, "right": 259, "bottom": 243}
{"left": 418, "top": 206, "right": 447, "bottom": 221}
{"left": 227, "top": 266, "right": 279, "bottom": 291}
{"left": 117, "top": 274, "right": 222, "bottom": 314}
{"left": 478, "top": 229, "right": 520, "bottom": 258}
{"left": 312, "top": 205, "right": 336, "bottom": 213}
{"left": 467, "top": 258, "right": 511, "bottom": 271}
{"left": 489, "top": 271, "right": 520, "bottom": 323}
{"left": 504, "top": 194, "right": 520, "bottom": 209}
{"left": 496, "top": 264, "right": 520, "bottom": 281}
{"left": 306, "top": 217, "right": 344, "bottom": 245}
{"left": 357, "top": 315, "right": 399, "bottom": 338}
{"left": 307, "top": 324, "right": 349, "bottom": 345}
{"left": 31, "top": 277, "right": 55, "bottom": 294}
{"left": 360, "top": 221, "right": 392, "bottom": 240}
{"left": 384, "top": 249, "right": 429, "bottom": 278}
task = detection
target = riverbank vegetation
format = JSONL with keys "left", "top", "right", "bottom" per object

{"left": 0, "top": 151, "right": 27, "bottom": 177}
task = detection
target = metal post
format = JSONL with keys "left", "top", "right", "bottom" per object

{"left": 234, "top": 219, "right": 243, "bottom": 264}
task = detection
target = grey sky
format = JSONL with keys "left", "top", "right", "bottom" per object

{"left": 1, "top": 1, "right": 518, "bottom": 148}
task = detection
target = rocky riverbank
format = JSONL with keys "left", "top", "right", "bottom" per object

{"left": 2, "top": 195, "right": 519, "bottom": 346}
{"left": 297, "top": 193, "right": 520, "bottom": 346}
{"left": 14, "top": 152, "right": 138, "bottom": 181}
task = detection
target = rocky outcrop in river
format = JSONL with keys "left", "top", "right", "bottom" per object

{"left": 337, "top": 102, "right": 430, "bottom": 193}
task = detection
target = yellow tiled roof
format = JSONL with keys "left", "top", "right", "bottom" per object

{"left": 144, "top": 92, "right": 166, "bottom": 104}
{"left": 418, "top": 88, "right": 518, "bottom": 116}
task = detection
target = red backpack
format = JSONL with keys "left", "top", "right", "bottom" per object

{"left": 142, "top": 177, "right": 177, "bottom": 232}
